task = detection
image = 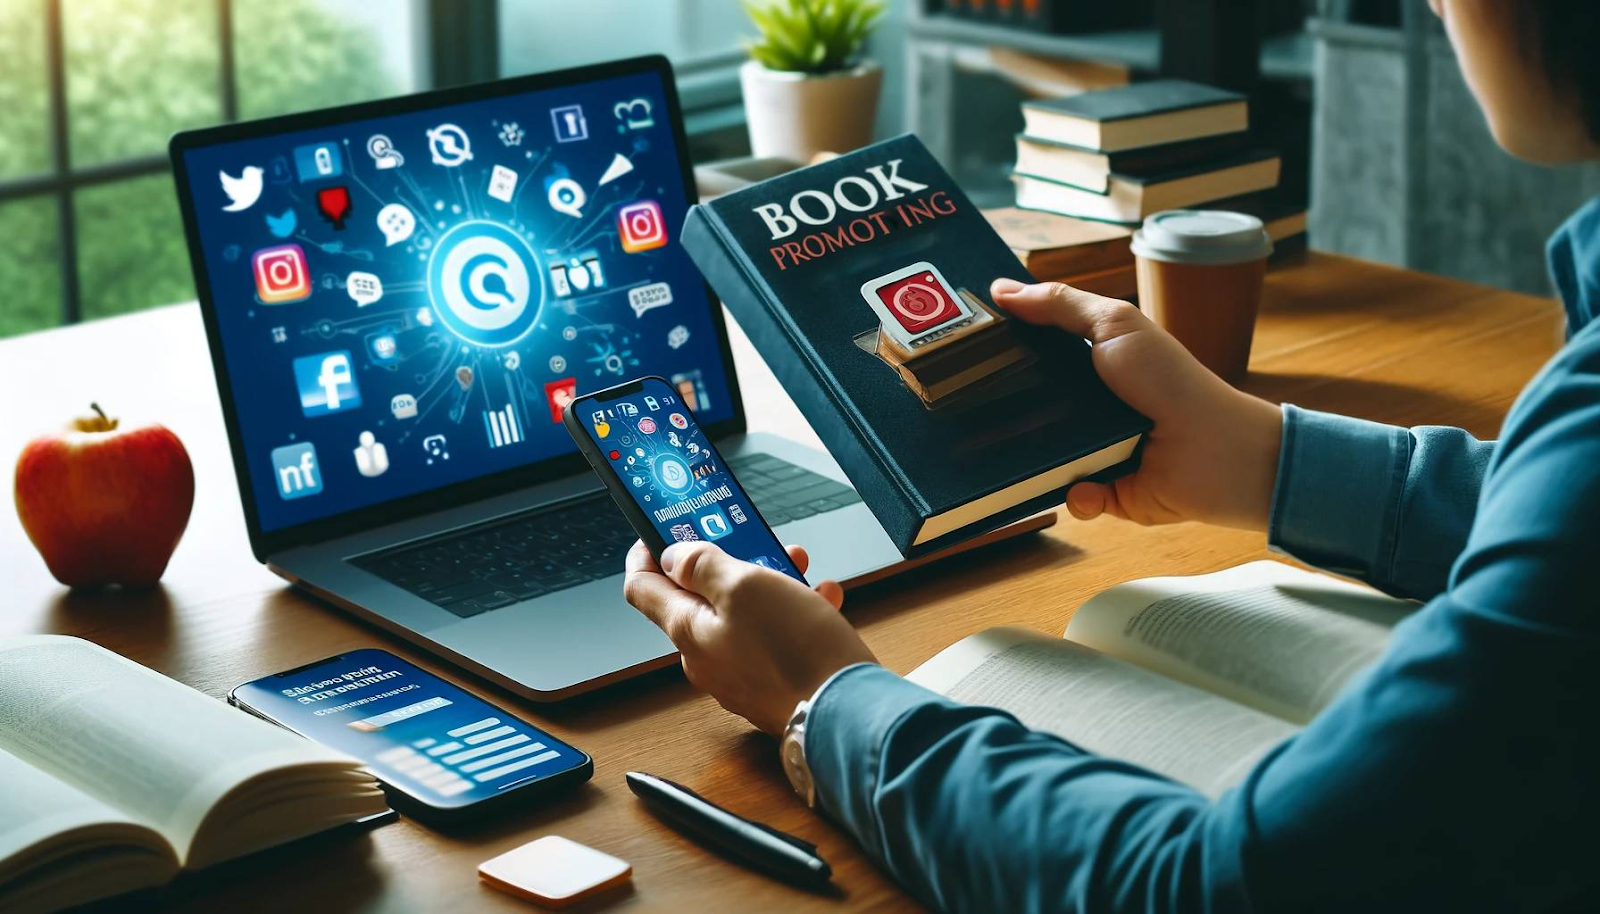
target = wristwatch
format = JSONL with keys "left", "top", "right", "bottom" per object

{"left": 780, "top": 698, "right": 816, "bottom": 809}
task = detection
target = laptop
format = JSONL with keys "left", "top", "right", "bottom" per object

{"left": 169, "top": 56, "right": 907, "bottom": 700}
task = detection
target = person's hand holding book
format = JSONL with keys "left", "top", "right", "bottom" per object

{"left": 991, "top": 279, "right": 1283, "bottom": 530}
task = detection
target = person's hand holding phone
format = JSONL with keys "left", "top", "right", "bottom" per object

{"left": 623, "top": 540, "right": 874, "bottom": 736}
{"left": 991, "top": 278, "right": 1284, "bottom": 531}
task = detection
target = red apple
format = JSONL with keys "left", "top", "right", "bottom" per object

{"left": 14, "top": 404, "right": 195, "bottom": 589}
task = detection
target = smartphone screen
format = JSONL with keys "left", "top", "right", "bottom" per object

{"left": 569, "top": 377, "right": 804, "bottom": 582}
{"left": 230, "top": 649, "right": 589, "bottom": 811}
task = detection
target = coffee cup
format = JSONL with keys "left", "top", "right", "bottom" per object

{"left": 1131, "top": 210, "right": 1273, "bottom": 383}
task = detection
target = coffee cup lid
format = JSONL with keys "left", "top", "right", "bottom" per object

{"left": 1131, "top": 210, "right": 1273, "bottom": 265}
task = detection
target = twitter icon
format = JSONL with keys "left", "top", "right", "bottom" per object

{"left": 219, "top": 166, "right": 263, "bottom": 212}
{"left": 265, "top": 208, "right": 297, "bottom": 239}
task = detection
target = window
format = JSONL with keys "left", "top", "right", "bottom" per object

{"left": 0, "top": 0, "right": 422, "bottom": 336}
{"left": 0, "top": 0, "right": 753, "bottom": 339}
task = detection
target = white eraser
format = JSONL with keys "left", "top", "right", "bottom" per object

{"left": 478, "top": 835, "right": 632, "bottom": 908}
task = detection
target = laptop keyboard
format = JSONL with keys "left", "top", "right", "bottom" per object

{"left": 353, "top": 453, "right": 861, "bottom": 618}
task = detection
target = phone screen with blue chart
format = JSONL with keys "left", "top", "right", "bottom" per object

{"left": 572, "top": 377, "right": 804, "bottom": 583}
{"left": 232, "top": 649, "right": 588, "bottom": 809}
{"left": 179, "top": 67, "right": 734, "bottom": 534}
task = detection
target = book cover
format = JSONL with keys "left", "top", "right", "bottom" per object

{"left": 982, "top": 206, "right": 1133, "bottom": 278}
{"left": 682, "top": 134, "right": 1149, "bottom": 556}
{"left": 1015, "top": 131, "right": 1253, "bottom": 186}
{"left": 1022, "top": 79, "right": 1244, "bottom": 123}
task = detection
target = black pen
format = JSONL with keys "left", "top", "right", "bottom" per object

{"left": 625, "top": 771, "right": 832, "bottom": 887}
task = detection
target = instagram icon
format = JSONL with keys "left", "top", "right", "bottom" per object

{"left": 617, "top": 200, "right": 667, "bottom": 253}
{"left": 252, "top": 244, "right": 311, "bottom": 304}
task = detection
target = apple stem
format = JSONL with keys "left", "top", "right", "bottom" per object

{"left": 90, "top": 402, "right": 108, "bottom": 423}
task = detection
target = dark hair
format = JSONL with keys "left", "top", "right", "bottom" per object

{"left": 1519, "top": 0, "right": 1600, "bottom": 142}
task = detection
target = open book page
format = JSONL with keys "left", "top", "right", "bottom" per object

{"left": 0, "top": 747, "right": 177, "bottom": 914}
{"left": 0, "top": 636, "right": 368, "bottom": 865}
{"left": 908, "top": 627, "right": 1297, "bottom": 797}
{"left": 1065, "top": 561, "right": 1413, "bottom": 725}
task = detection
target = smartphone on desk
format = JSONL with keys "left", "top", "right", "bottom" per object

{"left": 229, "top": 649, "right": 592, "bottom": 824}
{"left": 562, "top": 376, "right": 805, "bottom": 583}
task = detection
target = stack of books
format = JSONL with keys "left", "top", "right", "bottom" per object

{"left": 983, "top": 206, "right": 1137, "bottom": 299}
{"left": 1011, "top": 79, "right": 1306, "bottom": 255}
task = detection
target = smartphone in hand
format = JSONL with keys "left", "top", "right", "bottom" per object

{"left": 562, "top": 376, "right": 804, "bottom": 582}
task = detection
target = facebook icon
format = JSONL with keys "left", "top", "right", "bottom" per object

{"left": 271, "top": 442, "right": 322, "bottom": 500}
{"left": 293, "top": 350, "right": 362, "bottom": 416}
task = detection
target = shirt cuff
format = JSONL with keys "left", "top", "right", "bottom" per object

{"left": 805, "top": 663, "right": 953, "bottom": 852}
{"left": 1268, "top": 403, "right": 1411, "bottom": 583}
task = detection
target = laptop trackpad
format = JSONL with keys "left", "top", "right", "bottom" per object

{"left": 436, "top": 577, "right": 672, "bottom": 696}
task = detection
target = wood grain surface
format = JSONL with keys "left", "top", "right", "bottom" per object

{"left": 0, "top": 253, "right": 1563, "bottom": 912}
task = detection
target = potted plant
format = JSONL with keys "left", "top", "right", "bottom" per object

{"left": 740, "top": 0, "right": 886, "bottom": 162}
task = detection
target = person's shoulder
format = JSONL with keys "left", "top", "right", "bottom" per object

{"left": 1547, "top": 196, "right": 1600, "bottom": 334}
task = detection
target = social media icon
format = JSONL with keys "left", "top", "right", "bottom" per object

{"left": 488, "top": 164, "right": 518, "bottom": 203}
{"left": 272, "top": 443, "right": 322, "bottom": 499}
{"left": 347, "top": 271, "right": 382, "bottom": 307}
{"left": 614, "top": 98, "right": 654, "bottom": 131}
{"left": 316, "top": 185, "right": 352, "bottom": 229}
{"left": 668, "top": 412, "right": 688, "bottom": 430}
{"left": 456, "top": 366, "right": 474, "bottom": 391}
{"left": 592, "top": 410, "right": 611, "bottom": 438}
{"left": 377, "top": 203, "right": 415, "bottom": 247}
{"left": 293, "top": 142, "right": 343, "bottom": 182}
{"left": 638, "top": 416, "right": 657, "bottom": 434}
{"left": 547, "top": 177, "right": 585, "bottom": 218}
{"left": 271, "top": 325, "right": 287, "bottom": 343}
{"left": 252, "top": 244, "right": 311, "bottom": 304}
{"left": 220, "top": 166, "right": 263, "bottom": 211}
{"left": 293, "top": 350, "right": 362, "bottom": 416}
{"left": 426, "top": 123, "right": 472, "bottom": 166}
{"left": 618, "top": 200, "right": 667, "bottom": 253}
{"left": 353, "top": 431, "right": 389, "bottom": 477}
{"left": 543, "top": 377, "right": 576, "bottom": 423}
{"left": 698, "top": 507, "right": 731, "bottom": 541}
{"left": 628, "top": 281, "right": 672, "bottom": 317}
{"left": 597, "top": 152, "right": 633, "bottom": 186}
{"left": 498, "top": 121, "right": 525, "bottom": 146}
{"left": 654, "top": 453, "right": 692, "bottom": 495}
{"left": 667, "top": 325, "right": 690, "bottom": 349}
{"left": 367, "top": 134, "right": 404, "bottom": 169}
{"left": 422, "top": 434, "right": 450, "bottom": 465}
{"left": 426, "top": 221, "right": 540, "bottom": 348}
{"left": 265, "top": 207, "right": 297, "bottom": 238}
{"left": 503, "top": 351, "right": 521, "bottom": 371}
{"left": 551, "top": 104, "right": 588, "bottom": 142}
{"left": 366, "top": 330, "right": 397, "bottom": 363}
{"left": 391, "top": 393, "right": 418, "bottom": 419}
{"left": 729, "top": 503, "right": 748, "bottom": 524}
{"left": 670, "top": 523, "right": 699, "bottom": 543}
{"left": 644, "top": 396, "right": 659, "bottom": 411}
{"left": 549, "top": 251, "right": 604, "bottom": 299}
{"left": 618, "top": 403, "right": 639, "bottom": 417}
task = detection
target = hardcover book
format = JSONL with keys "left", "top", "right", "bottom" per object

{"left": 1021, "top": 79, "right": 1247, "bottom": 152}
{"left": 681, "top": 134, "right": 1149, "bottom": 557}
{"left": 1014, "top": 149, "right": 1281, "bottom": 225}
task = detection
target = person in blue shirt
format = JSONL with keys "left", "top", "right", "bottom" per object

{"left": 622, "top": 1, "right": 1600, "bottom": 909}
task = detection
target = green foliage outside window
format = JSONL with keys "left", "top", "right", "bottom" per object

{"left": 0, "top": 0, "right": 404, "bottom": 337}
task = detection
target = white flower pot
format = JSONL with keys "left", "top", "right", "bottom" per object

{"left": 740, "top": 59, "right": 883, "bottom": 161}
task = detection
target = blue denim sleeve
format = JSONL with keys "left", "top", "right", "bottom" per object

{"left": 1267, "top": 404, "right": 1494, "bottom": 600}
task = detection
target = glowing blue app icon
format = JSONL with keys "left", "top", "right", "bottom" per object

{"left": 293, "top": 142, "right": 343, "bottom": 182}
{"left": 426, "top": 220, "right": 543, "bottom": 348}
{"left": 653, "top": 452, "right": 693, "bottom": 496}
{"left": 293, "top": 350, "right": 362, "bottom": 417}
{"left": 271, "top": 442, "right": 322, "bottom": 500}
{"left": 697, "top": 507, "right": 731, "bottom": 541}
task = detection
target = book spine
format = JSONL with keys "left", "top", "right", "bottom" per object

{"left": 682, "top": 206, "right": 925, "bottom": 554}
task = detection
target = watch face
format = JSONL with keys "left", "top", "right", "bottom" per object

{"left": 781, "top": 729, "right": 816, "bottom": 808}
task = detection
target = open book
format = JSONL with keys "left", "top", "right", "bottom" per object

{"left": 0, "top": 636, "right": 388, "bottom": 914}
{"left": 908, "top": 561, "right": 1414, "bottom": 796}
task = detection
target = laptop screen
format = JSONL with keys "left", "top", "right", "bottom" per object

{"left": 177, "top": 66, "right": 734, "bottom": 535}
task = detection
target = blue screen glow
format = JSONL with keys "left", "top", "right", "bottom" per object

{"left": 181, "top": 70, "right": 733, "bottom": 533}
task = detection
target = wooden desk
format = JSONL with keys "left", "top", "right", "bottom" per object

{"left": 0, "top": 253, "right": 1563, "bottom": 911}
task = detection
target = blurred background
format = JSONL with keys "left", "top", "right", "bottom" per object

{"left": 0, "top": 0, "right": 1596, "bottom": 339}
